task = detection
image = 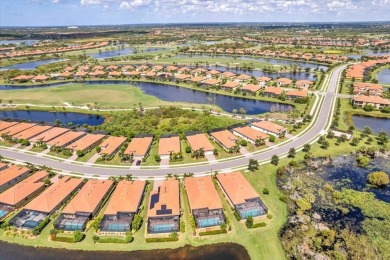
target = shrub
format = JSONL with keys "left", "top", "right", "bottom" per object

{"left": 267, "top": 214, "right": 273, "bottom": 219}
{"left": 240, "top": 140, "right": 248, "bottom": 146}
{"left": 357, "top": 155, "right": 370, "bottom": 167}
{"left": 279, "top": 194, "right": 288, "bottom": 203}
{"left": 269, "top": 135, "right": 276, "bottom": 142}
{"left": 52, "top": 236, "right": 75, "bottom": 243}
{"left": 32, "top": 217, "right": 50, "bottom": 235}
{"left": 367, "top": 171, "right": 389, "bottom": 187}
{"left": 199, "top": 229, "right": 227, "bottom": 236}
{"left": 213, "top": 148, "right": 219, "bottom": 155}
{"left": 263, "top": 188, "right": 269, "bottom": 194}
{"left": 131, "top": 214, "right": 143, "bottom": 231}
{"left": 154, "top": 154, "right": 161, "bottom": 162}
{"left": 146, "top": 237, "right": 179, "bottom": 243}
{"left": 92, "top": 235, "right": 100, "bottom": 243}
{"left": 233, "top": 210, "right": 241, "bottom": 221}
{"left": 185, "top": 145, "right": 192, "bottom": 153}
{"left": 251, "top": 222, "right": 267, "bottom": 228}
{"left": 73, "top": 230, "right": 84, "bottom": 242}
{"left": 246, "top": 216, "right": 253, "bottom": 228}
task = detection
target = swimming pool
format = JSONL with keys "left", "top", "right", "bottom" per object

{"left": 151, "top": 223, "right": 175, "bottom": 233}
{"left": 0, "top": 209, "right": 9, "bottom": 219}
{"left": 240, "top": 208, "right": 263, "bottom": 219}
{"left": 106, "top": 222, "right": 130, "bottom": 232}
{"left": 197, "top": 217, "right": 222, "bottom": 228}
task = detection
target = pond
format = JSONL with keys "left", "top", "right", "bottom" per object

{"left": 175, "top": 53, "right": 329, "bottom": 71}
{"left": 352, "top": 114, "right": 390, "bottom": 135}
{"left": 0, "top": 241, "right": 249, "bottom": 260}
{"left": 0, "top": 81, "right": 294, "bottom": 115}
{"left": 0, "top": 110, "right": 104, "bottom": 126}
{"left": 0, "top": 39, "right": 39, "bottom": 46}
{"left": 90, "top": 47, "right": 135, "bottom": 59}
{"left": 347, "top": 49, "right": 390, "bottom": 59}
{"left": 376, "top": 68, "right": 390, "bottom": 84}
{"left": 0, "top": 58, "right": 67, "bottom": 71}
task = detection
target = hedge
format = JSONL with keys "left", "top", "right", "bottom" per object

{"left": 32, "top": 217, "right": 50, "bottom": 235}
{"left": 98, "top": 237, "right": 129, "bottom": 244}
{"left": 199, "top": 229, "right": 227, "bottom": 236}
{"left": 145, "top": 237, "right": 179, "bottom": 243}
{"left": 233, "top": 210, "right": 241, "bottom": 221}
{"left": 251, "top": 222, "right": 267, "bottom": 229}
{"left": 52, "top": 236, "right": 75, "bottom": 243}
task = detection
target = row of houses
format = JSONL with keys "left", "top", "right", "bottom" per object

{"left": 0, "top": 163, "right": 267, "bottom": 234}
{"left": 184, "top": 47, "right": 348, "bottom": 64}
{"left": 0, "top": 41, "right": 109, "bottom": 59}
{"left": 0, "top": 119, "right": 288, "bottom": 161}
{"left": 345, "top": 58, "right": 390, "bottom": 80}
{"left": 10, "top": 65, "right": 313, "bottom": 99}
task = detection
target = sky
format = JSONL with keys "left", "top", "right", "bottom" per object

{"left": 0, "top": 0, "right": 390, "bottom": 27}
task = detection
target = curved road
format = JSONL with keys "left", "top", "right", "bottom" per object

{"left": 0, "top": 65, "right": 347, "bottom": 178}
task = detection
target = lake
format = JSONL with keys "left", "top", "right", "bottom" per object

{"left": 0, "top": 110, "right": 104, "bottom": 126}
{"left": 90, "top": 47, "right": 167, "bottom": 59}
{"left": 176, "top": 53, "right": 329, "bottom": 71}
{"left": 0, "top": 81, "right": 294, "bottom": 115}
{"left": 0, "top": 58, "right": 66, "bottom": 71}
{"left": 376, "top": 68, "right": 390, "bottom": 84}
{"left": 0, "top": 241, "right": 250, "bottom": 260}
{"left": 352, "top": 114, "right": 390, "bottom": 135}
{"left": 0, "top": 39, "right": 39, "bottom": 46}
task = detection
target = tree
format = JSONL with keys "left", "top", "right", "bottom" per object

{"left": 357, "top": 155, "right": 370, "bottom": 167}
{"left": 185, "top": 145, "right": 192, "bottom": 153}
{"left": 363, "top": 126, "right": 372, "bottom": 135}
{"left": 92, "top": 235, "right": 100, "bottom": 243}
{"left": 131, "top": 214, "right": 143, "bottom": 231}
{"left": 271, "top": 154, "right": 279, "bottom": 165}
{"left": 321, "top": 140, "right": 330, "bottom": 149}
{"left": 49, "top": 229, "right": 58, "bottom": 240}
{"left": 239, "top": 107, "right": 246, "bottom": 118}
{"left": 248, "top": 159, "right": 259, "bottom": 171}
{"left": 269, "top": 135, "right": 276, "bottom": 142}
{"left": 263, "top": 188, "right": 269, "bottom": 194}
{"left": 255, "top": 138, "right": 265, "bottom": 147}
{"left": 95, "top": 146, "right": 101, "bottom": 153}
{"left": 232, "top": 109, "right": 238, "bottom": 117}
{"left": 377, "top": 131, "right": 389, "bottom": 145}
{"left": 302, "top": 143, "right": 311, "bottom": 152}
{"left": 367, "top": 171, "right": 389, "bottom": 187}
{"left": 246, "top": 216, "right": 254, "bottom": 228}
{"left": 288, "top": 148, "right": 296, "bottom": 158}
{"left": 73, "top": 230, "right": 84, "bottom": 242}
{"left": 350, "top": 137, "right": 360, "bottom": 146}
{"left": 125, "top": 174, "right": 133, "bottom": 181}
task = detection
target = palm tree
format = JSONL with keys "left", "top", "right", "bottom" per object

{"left": 255, "top": 138, "right": 265, "bottom": 147}
{"left": 8, "top": 100, "right": 13, "bottom": 106}
{"left": 165, "top": 173, "right": 173, "bottom": 180}
{"left": 232, "top": 109, "right": 238, "bottom": 117}
{"left": 125, "top": 174, "right": 133, "bottom": 181}
{"left": 239, "top": 107, "right": 246, "bottom": 118}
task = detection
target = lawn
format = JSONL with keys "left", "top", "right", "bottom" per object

{"left": 170, "top": 140, "right": 208, "bottom": 165}
{"left": 75, "top": 149, "right": 98, "bottom": 163}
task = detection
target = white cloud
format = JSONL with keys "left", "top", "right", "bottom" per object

{"left": 80, "top": 0, "right": 101, "bottom": 5}
{"left": 51, "top": 0, "right": 61, "bottom": 3}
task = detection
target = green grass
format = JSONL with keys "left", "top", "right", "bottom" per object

{"left": 47, "top": 151, "right": 72, "bottom": 159}
{"left": 170, "top": 140, "right": 208, "bottom": 165}
{"left": 75, "top": 149, "right": 98, "bottom": 163}
{"left": 142, "top": 144, "right": 160, "bottom": 166}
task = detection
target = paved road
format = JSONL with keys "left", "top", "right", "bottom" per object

{"left": 0, "top": 65, "right": 348, "bottom": 178}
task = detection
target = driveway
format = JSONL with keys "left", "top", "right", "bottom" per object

{"left": 87, "top": 153, "right": 101, "bottom": 164}
{"left": 205, "top": 153, "right": 217, "bottom": 163}
{"left": 160, "top": 157, "right": 170, "bottom": 167}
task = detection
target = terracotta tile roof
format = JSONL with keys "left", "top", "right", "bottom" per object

{"left": 251, "top": 121, "right": 287, "bottom": 134}
{"left": 174, "top": 74, "right": 191, "bottom": 80}
{"left": 104, "top": 180, "right": 146, "bottom": 215}
{"left": 185, "top": 176, "right": 222, "bottom": 211}
{"left": 158, "top": 136, "right": 181, "bottom": 155}
{"left": 220, "top": 71, "right": 236, "bottom": 78}
{"left": 62, "top": 180, "right": 113, "bottom": 215}
{"left": 46, "top": 131, "right": 86, "bottom": 147}
{"left": 0, "top": 165, "right": 30, "bottom": 188}
{"left": 24, "top": 176, "right": 83, "bottom": 213}
{"left": 29, "top": 127, "right": 70, "bottom": 143}
{"left": 263, "top": 87, "right": 283, "bottom": 95}
{"left": 32, "top": 75, "right": 49, "bottom": 81}
{"left": 221, "top": 81, "right": 240, "bottom": 89}
{"left": 12, "top": 125, "right": 53, "bottom": 140}
{"left": 217, "top": 171, "right": 259, "bottom": 205}
{"left": 66, "top": 133, "right": 105, "bottom": 151}
{"left": 232, "top": 126, "right": 269, "bottom": 141}
{"left": 295, "top": 80, "right": 314, "bottom": 87}
{"left": 203, "top": 78, "right": 221, "bottom": 85}
{"left": 210, "top": 130, "right": 238, "bottom": 149}
{"left": 353, "top": 95, "right": 390, "bottom": 105}
{"left": 99, "top": 136, "right": 127, "bottom": 156}
{"left": 257, "top": 76, "right": 272, "bottom": 82}
{"left": 190, "top": 76, "right": 206, "bottom": 83}
{"left": 186, "top": 133, "right": 214, "bottom": 151}
{"left": 277, "top": 78, "right": 293, "bottom": 85}
{"left": 144, "top": 71, "right": 156, "bottom": 77}
{"left": 0, "top": 121, "right": 19, "bottom": 131}
{"left": 208, "top": 70, "right": 221, "bottom": 75}
{"left": 0, "top": 171, "right": 48, "bottom": 207}
{"left": 0, "top": 122, "right": 35, "bottom": 136}
{"left": 108, "top": 71, "right": 121, "bottom": 76}
{"left": 236, "top": 74, "right": 251, "bottom": 80}
{"left": 59, "top": 71, "right": 72, "bottom": 77}
{"left": 148, "top": 179, "right": 180, "bottom": 217}
{"left": 10, "top": 75, "right": 34, "bottom": 81}
{"left": 353, "top": 82, "right": 382, "bottom": 91}
{"left": 74, "top": 71, "right": 88, "bottom": 77}
{"left": 124, "top": 136, "right": 153, "bottom": 157}
{"left": 286, "top": 89, "right": 308, "bottom": 97}
{"left": 241, "top": 84, "right": 261, "bottom": 92}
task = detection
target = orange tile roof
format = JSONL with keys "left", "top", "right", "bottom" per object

{"left": 232, "top": 126, "right": 269, "bottom": 141}
{"left": 286, "top": 89, "right": 308, "bottom": 97}
{"left": 0, "top": 165, "right": 30, "bottom": 188}
{"left": 47, "top": 131, "right": 86, "bottom": 147}
{"left": 0, "top": 121, "right": 19, "bottom": 131}
{"left": 12, "top": 125, "right": 53, "bottom": 140}
{"left": 217, "top": 171, "right": 259, "bottom": 205}
{"left": 148, "top": 179, "right": 180, "bottom": 217}
{"left": 186, "top": 133, "right": 214, "bottom": 151}
{"left": 24, "top": 176, "right": 83, "bottom": 213}
{"left": 353, "top": 82, "right": 382, "bottom": 90}
{"left": 241, "top": 84, "right": 261, "bottom": 92}
{"left": 210, "top": 130, "right": 238, "bottom": 149}
{"left": 251, "top": 121, "right": 287, "bottom": 134}
{"left": 29, "top": 127, "right": 70, "bottom": 143}
{"left": 185, "top": 176, "right": 222, "bottom": 211}
{"left": 32, "top": 75, "right": 49, "bottom": 81}
{"left": 99, "top": 136, "right": 127, "bottom": 156}
{"left": 0, "top": 171, "right": 48, "bottom": 207}
{"left": 203, "top": 78, "right": 221, "bottom": 85}
{"left": 258, "top": 76, "right": 272, "bottom": 82}
{"left": 158, "top": 136, "right": 181, "bottom": 155}
{"left": 62, "top": 180, "right": 113, "bottom": 215}
{"left": 236, "top": 74, "right": 251, "bottom": 80}
{"left": 208, "top": 70, "right": 221, "bottom": 75}
{"left": 66, "top": 133, "right": 105, "bottom": 151}
{"left": 104, "top": 180, "right": 146, "bottom": 215}
{"left": 174, "top": 74, "right": 191, "bottom": 80}
{"left": 124, "top": 136, "right": 153, "bottom": 157}
{"left": 220, "top": 71, "right": 236, "bottom": 78}
{"left": 353, "top": 95, "right": 390, "bottom": 105}
{"left": 277, "top": 78, "right": 293, "bottom": 85}
{"left": 190, "top": 76, "right": 206, "bottom": 83}
{"left": 0, "top": 122, "right": 35, "bottom": 136}
{"left": 221, "top": 81, "right": 240, "bottom": 89}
